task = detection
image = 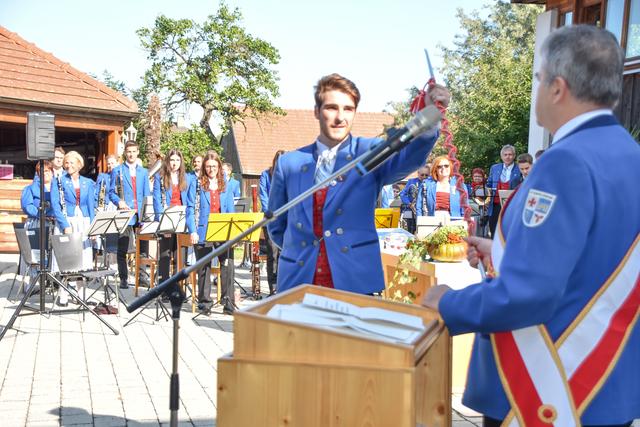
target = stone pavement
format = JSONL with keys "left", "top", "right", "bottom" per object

{"left": 0, "top": 253, "right": 480, "bottom": 427}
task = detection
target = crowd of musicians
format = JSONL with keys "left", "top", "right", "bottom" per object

{"left": 20, "top": 141, "right": 238, "bottom": 314}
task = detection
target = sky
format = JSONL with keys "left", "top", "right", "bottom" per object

{"left": 0, "top": 0, "right": 490, "bottom": 119}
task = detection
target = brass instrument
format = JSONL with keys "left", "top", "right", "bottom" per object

{"left": 160, "top": 178, "right": 167, "bottom": 210}
{"left": 117, "top": 169, "right": 125, "bottom": 201}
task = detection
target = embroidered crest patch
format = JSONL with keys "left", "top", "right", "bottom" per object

{"left": 522, "top": 189, "right": 556, "bottom": 227}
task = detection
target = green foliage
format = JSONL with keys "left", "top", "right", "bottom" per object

{"left": 137, "top": 2, "right": 284, "bottom": 142}
{"left": 160, "top": 125, "right": 221, "bottom": 170}
{"left": 440, "top": 1, "right": 541, "bottom": 176}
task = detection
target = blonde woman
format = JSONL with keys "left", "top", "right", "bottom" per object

{"left": 416, "top": 155, "right": 462, "bottom": 217}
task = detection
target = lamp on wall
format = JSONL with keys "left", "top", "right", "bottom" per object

{"left": 125, "top": 123, "right": 138, "bottom": 142}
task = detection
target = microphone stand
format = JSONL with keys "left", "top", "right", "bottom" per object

{"left": 126, "top": 109, "right": 438, "bottom": 427}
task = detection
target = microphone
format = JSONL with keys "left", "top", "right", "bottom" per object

{"left": 356, "top": 105, "right": 441, "bottom": 175}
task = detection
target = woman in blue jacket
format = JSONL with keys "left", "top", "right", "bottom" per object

{"left": 20, "top": 160, "right": 55, "bottom": 276}
{"left": 50, "top": 151, "right": 96, "bottom": 305}
{"left": 416, "top": 155, "right": 463, "bottom": 218}
{"left": 186, "top": 152, "right": 235, "bottom": 313}
{"left": 153, "top": 148, "right": 194, "bottom": 285}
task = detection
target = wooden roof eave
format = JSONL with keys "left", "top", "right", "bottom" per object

{"left": 0, "top": 97, "right": 139, "bottom": 120}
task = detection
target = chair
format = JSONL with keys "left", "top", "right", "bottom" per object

{"left": 135, "top": 234, "right": 159, "bottom": 297}
{"left": 9, "top": 223, "right": 42, "bottom": 301}
{"left": 51, "top": 233, "right": 118, "bottom": 314}
{"left": 176, "top": 233, "right": 199, "bottom": 312}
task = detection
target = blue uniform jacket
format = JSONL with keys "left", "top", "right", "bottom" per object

{"left": 486, "top": 162, "right": 521, "bottom": 216}
{"left": 21, "top": 177, "right": 54, "bottom": 218}
{"left": 226, "top": 176, "right": 241, "bottom": 199}
{"left": 438, "top": 115, "right": 640, "bottom": 424}
{"left": 258, "top": 169, "right": 271, "bottom": 213}
{"left": 152, "top": 173, "right": 194, "bottom": 233}
{"left": 379, "top": 185, "right": 395, "bottom": 208}
{"left": 268, "top": 131, "right": 437, "bottom": 294}
{"left": 415, "top": 177, "right": 463, "bottom": 217}
{"left": 108, "top": 164, "right": 150, "bottom": 225}
{"left": 400, "top": 177, "right": 420, "bottom": 205}
{"left": 50, "top": 174, "right": 96, "bottom": 231}
{"left": 186, "top": 179, "right": 235, "bottom": 243}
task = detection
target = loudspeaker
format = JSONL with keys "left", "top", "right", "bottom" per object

{"left": 26, "top": 112, "right": 55, "bottom": 160}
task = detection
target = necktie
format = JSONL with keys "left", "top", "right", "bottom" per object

{"left": 314, "top": 151, "right": 335, "bottom": 185}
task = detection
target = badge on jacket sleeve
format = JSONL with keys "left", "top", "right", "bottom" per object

{"left": 522, "top": 189, "right": 556, "bottom": 227}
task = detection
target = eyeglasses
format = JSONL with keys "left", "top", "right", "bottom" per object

{"left": 418, "top": 174, "right": 428, "bottom": 177}
{"left": 205, "top": 165, "right": 218, "bottom": 169}
{"left": 436, "top": 164, "right": 450, "bottom": 169}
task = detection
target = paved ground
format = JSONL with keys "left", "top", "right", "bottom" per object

{"left": 0, "top": 253, "right": 481, "bottom": 426}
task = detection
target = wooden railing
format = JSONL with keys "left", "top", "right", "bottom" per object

{"left": 0, "top": 179, "right": 29, "bottom": 253}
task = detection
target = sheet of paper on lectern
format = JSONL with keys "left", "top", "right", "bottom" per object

{"left": 266, "top": 293, "right": 425, "bottom": 344}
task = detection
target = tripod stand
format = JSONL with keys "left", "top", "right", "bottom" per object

{"left": 0, "top": 160, "right": 119, "bottom": 341}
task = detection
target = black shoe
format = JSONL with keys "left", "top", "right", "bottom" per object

{"left": 222, "top": 304, "right": 235, "bottom": 315}
{"left": 198, "top": 298, "right": 213, "bottom": 304}
{"left": 119, "top": 281, "right": 129, "bottom": 290}
{"left": 57, "top": 301, "right": 68, "bottom": 307}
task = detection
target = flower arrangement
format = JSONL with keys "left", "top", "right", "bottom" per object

{"left": 387, "top": 225, "right": 468, "bottom": 303}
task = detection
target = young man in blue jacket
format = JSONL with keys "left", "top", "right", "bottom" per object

{"left": 267, "top": 73, "right": 449, "bottom": 294}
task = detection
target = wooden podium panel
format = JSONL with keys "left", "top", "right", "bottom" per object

{"left": 380, "top": 252, "right": 438, "bottom": 303}
{"left": 217, "top": 285, "right": 451, "bottom": 427}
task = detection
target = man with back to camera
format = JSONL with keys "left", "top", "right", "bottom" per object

{"left": 423, "top": 25, "right": 640, "bottom": 427}
{"left": 267, "top": 73, "right": 449, "bottom": 294}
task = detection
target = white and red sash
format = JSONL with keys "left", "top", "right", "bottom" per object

{"left": 490, "top": 212, "right": 640, "bottom": 426}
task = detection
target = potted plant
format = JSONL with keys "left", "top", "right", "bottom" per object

{"left": 424, "top": 225, "right": 468, "bottom": 262}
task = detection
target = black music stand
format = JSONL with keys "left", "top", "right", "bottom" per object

{"left": 87, "top": 210, "right": 135, "bottom": 307}
{"left": 123, "top": 206, "right": 187, "bottom": 327}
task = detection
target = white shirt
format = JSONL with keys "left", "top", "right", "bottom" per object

{"left": 315, "top": 140, "right": 341, "bottom": 176}
{"left": 500, "top": 163, "right": 514, "bottom": 183}
{"left": 126, "top": 162, "right": 137, "bottom": 178}
{"left": 552, "top": 109, "right": 613, "bottom": 144}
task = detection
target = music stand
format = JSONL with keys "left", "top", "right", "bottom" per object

{"left": 374, "top": 208, "right": 400, "bottom": 229}
{"left": 123, "top": 206, "right": 187, "bottom": 327}
{"left": 87, "top": 210, "right": 135, "bottom": 307}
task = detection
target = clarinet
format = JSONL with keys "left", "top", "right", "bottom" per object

{"left": 117, "top": 169, "right": 124, "bottom": 201}
{"left": 57, "top": 174, "right": 67, "bottom": 218}
{"left": 96, "top": 178, "right": 106, "bottom": 214}
{"left": 160, "top": 177, "right": 167, "bottom": 210}
{"left": 194, "top": 178, "right": 201, "bottom": 225}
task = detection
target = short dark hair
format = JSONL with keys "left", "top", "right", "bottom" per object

{"left": 314, "top": 73, "right": 361, "bottom": 109}
{"left": 517, "top": 153, "right": 533, "bottom": 165}
{"left": 124, "top": 140, "right": 138, "bottom": 150}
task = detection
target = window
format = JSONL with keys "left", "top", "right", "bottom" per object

{"left": 561, "top": 11, "right": 574, "bottom": 26}
{"left": 628, "top": 0, "right": 640, "bottom": 57}
{"left": 604, "top": 0, "right": 640, "bottom": 60}
{"left": 606, "top": 0, "right": 626, "bottom": 41}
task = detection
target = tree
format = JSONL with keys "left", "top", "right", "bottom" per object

{"left": 141, "top": 94, "right": 162, "bottom": 166}
{"left": 440, "top": 1, "right": 542, "bottom": 175}
{"left": 137, "top": 3, "right": 284, "bottom": 143}
{"left": 385, "top": 2, "right": 541, "bottom": 176}
{"left": 98, "top": 70, "right": 129, "bottom": 97}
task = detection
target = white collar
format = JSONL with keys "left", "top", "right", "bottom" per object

{"left": 315, "top": 140, "right": 340, "bottom": 160}
{"left": 552, "top": 109, "right": 613, "bottom": 143}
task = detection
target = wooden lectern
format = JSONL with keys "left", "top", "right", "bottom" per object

{"left": 217, "top": 285, "right": 451, "bottom": 427}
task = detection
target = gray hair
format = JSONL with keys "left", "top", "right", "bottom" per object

{"left": 540, "top": 25, "right": 624, "bottom": 108}
{"left": 501, "top": 145, "right": 516, "bottom": 155}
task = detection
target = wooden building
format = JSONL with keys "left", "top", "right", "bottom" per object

{"left": 513, "top": 0, "right": 640, "bottom": 152}
{"left": 0, "top": 26, "right": 138, "bottom": 252}
{"left": 220, "top": 109, "right": 395, "bottom": 206}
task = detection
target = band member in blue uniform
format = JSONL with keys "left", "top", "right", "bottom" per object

{"left": 486, "top": 144, "right": 521, "bottom": 237}
{"left": 94, "top": 154, "right": 118, "bottom": 257}
{"left": 222, "top": 162, "right": 241, "bottom": 200}
{"left": 186, "top": 152, "right": 235, "bottom": 313}
{"left": 416, "top": 155, "right": 463, "bottom": 217}
{"left": 50, "top": 151, "right": 96, "bottom": 305}
{"left": 267, "top": 73, "right": 449, "bottom": 294}
{"left": 423, "top": 26, "right": 640, "bottom": 427}
{"left": 259, "top": 150, "right": 285, "bottom": 295}
{"left": 108, "top": 140, "right": 151, "bottom": 289}
{"left": 153, "top": 148, "right": 194, "bottom": 286}
{"left": 399, "top": 165, "right": 430, "bottom": 233}
{"left": 20, "top": 160, "right": 55, "bottom": 276}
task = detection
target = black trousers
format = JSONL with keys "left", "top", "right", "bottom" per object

{"left": 194, "top": 243, "right": 234, "bottom": 309}
{"left": 116, "top": 226, "right": 148, "bottom": 283}
{"left": 264, "top": 229, "right": 279, "bottom": 293}
{"left": 483, "top": 416, "right": 632, "bottom": 427}
{"left": 488, "top": 203, "right": 501, "bottom": 238}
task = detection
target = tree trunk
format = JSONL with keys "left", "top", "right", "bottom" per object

{"left": 200, "top": 108, "right": 220, "bottom": 144}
